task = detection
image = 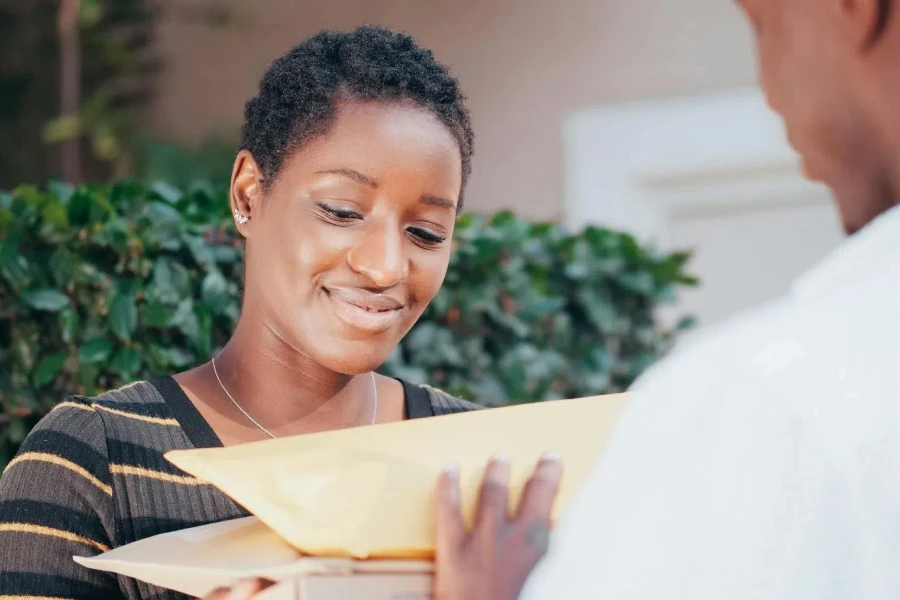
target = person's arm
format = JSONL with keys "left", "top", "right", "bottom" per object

{"left": 436, "top": 327, "right": 900, "bottom": 600}
{"left": 0, "top": 400, "right": 121, "bottom": 598}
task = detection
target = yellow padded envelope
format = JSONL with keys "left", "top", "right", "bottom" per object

{"left": 166, "top": 394, "right": 628, "bottom": 560}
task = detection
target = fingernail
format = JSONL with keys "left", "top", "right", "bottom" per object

{"left": 488, "top": 453, "right": 511, "bottom": 483}
{"left": 541, "top": 452, "right": 562, "bottom": 463}
{"left": 443, "top": 463, "right": 460, "bottom": 504}
{"left": 443, "top": 462, "right": 459, "bottom": 480}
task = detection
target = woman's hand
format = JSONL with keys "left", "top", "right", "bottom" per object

{"left": 434, "top": 454, "right": 564, "bottom": 600}
{"left": 200, "top": 578, "right": 273, "bottom": 599}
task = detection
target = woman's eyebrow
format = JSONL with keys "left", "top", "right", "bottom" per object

{"left": 420, "top": 195, "right": 457, "bottom": 210}
{"left": 315, "top": 168, "right": 378, "bottom": 187}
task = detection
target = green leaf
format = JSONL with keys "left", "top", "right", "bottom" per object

{"left": 151, "top": 181, "right": 183, "bottom": 204}
{"left": 32, "top": 352, "right": 68, "bottom": 389}
{"left": 183, "top": 234, "right": 215, "bottom": 267}
{"left": 0, "top": 205, "right": 13, "bottom": 232}
{"left": 172, "top": 298, "right": 200, "bottom": 342}
{"left": 616, "top": 271, "right": 655, "bottom": 296}
{"left": 77, "top": 364, "right": 101, "bottom": 394}
{"left": 147, "top": 345, "right": 194, "bottom": 371}
{"left": 676, "top": 315, "right": 698, "bottom": 331}
{"left": 0, "top": 248, "right": 32, "bottom": 291}
{"left": 140, "top": 301, "right": 174, "bottom": 328}
{"left": 41, "top": 199, "right": 69, "bottom": 229}
{"left": 142, "top": 203, "right": 183, "bottom": 250}
{"left": 67, "top": 188, "right": 93, "bottom": 226}
{"left": 21, "top": 288, "right": 70, "bottom": 312}
{"left": 577, "top": 288, "right": 618, "bottom": 332}
{"left": 109, "top": 293, "right": 138, "bottom": 341}
{"left": 49, "top": 248, "right": 78, "bottom": 288}
{"left": 110, "top": 347, "right": 142, "bottom": 377}
{"left": 564, "top": 263, "right": 589, "bottom": 280}
{"left": 201, "top": 269, "right": 230, "bottom": 314}
{"left": 78, "top": 338, "right": 114, "bottom": 364}
{"left": 109, "top": 180, "right": 145, "bottom": 210}
{"left": 194, "top": 306, "right": 213, "bottom": 358}
{"left": 47, "top": 180, "right": 75, "bottom": 203}
{"left": 149, "top": 258, "right": 191, "bottom": 304}
{"left": 59, "top": 308, "right": 80, "bottom": 344}
{"left": 518, "top": 297, "right": 566, "bottom": 320}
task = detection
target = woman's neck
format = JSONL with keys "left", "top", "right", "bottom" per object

{"left": 208, "top": 311, "right": 375, "bottom": 435}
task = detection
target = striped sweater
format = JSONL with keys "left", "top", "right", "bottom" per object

{"left": 0, "top": 376, "right": 480, "bottom": 600}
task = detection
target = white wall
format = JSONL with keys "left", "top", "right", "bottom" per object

{"left": 151, "top": 0, "right": 757, "bottom": 219}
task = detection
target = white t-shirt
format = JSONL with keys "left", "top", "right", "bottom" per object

{"left": 521, "top": 205, "right": 900, "bottom": 600}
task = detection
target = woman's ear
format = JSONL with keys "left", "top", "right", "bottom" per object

{"left": 230, "top": 150, "right": 264, "bottom": 237}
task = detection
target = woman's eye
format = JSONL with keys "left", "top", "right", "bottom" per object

{"left": 408, "top": 227, "right": 446, "bottom": 246}
{"left": 317, "top": 203, "right": 361, "bottom": 222}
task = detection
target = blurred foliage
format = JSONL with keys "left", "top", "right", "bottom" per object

{"left": 0, "top": 0, "right": 237, "bottom": 187}
{"left": 134, "top": 135, "right": 237, "bottom": 190}
{"left": 0, "top": 0, "right": 159, "bottom": 185}
{"left": 42, "top": 0, "right": 162, "bottom": 175}
{"left": 0, "top": 180, "right": 697, "bottom": 467}
{"left": 383, "top": 212, "right": 698, "bottom": 404}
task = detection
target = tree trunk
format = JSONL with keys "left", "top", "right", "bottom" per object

{"left": 58, "top": 0, "right": 81, "bottom": 183}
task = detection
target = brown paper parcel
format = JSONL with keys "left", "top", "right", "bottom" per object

{"left": 165, "top": 394, "right": 628, "bottom": 560}
{"left": 74, "top": 516, "right": 433, "bottom": 598}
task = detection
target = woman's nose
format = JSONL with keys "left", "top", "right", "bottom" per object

{"left": 346, "top": 219, "right": 409, "bottom": 288}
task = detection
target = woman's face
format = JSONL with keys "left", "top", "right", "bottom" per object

{"left": 232, "top": 99, "right": 462, "bottom": 374}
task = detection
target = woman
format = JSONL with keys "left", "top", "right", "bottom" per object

{"left": 0, "top": 25, "right": 478, "bottom": 599}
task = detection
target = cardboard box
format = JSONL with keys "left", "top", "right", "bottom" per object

{"left": 256, "top": 566, "right": 433, "bottom": 600}
{"left": 75, "top": 516, "right": 434, "bottom": 599}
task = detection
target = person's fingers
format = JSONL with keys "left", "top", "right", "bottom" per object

{"left": 435, "top": 463, "right": 466, "bottom": 554}
{"left": 516, "top": 452, "right": 563, "bottom": 522}
{"left": 474, "top": 454, "right": 511, "bottom": 532}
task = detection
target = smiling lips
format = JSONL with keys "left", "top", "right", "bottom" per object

{"left": 325, "top": 287, "right": 405, "bottom": 332}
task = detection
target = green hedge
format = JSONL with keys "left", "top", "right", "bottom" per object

{"left": 0, "top": 181, "right": 697, "bottom": 467}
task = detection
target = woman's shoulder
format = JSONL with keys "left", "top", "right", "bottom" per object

{"left": 400, "top": 380, "right": 483, "bottom": 417}
{"left": 20, "top": 380, "right": 169, "bottom": 452}
{"left": 82, "top": 379, "right": 169, "bottom": 411}
{"left": 422, "top": 384, "right": 483, "bottom": 415}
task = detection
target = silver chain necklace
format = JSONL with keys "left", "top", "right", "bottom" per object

{"left": 211, "top": 356, "right": 378, "bottom": 438}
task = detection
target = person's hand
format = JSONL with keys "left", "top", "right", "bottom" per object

{"left": 200, "top": 578, "right": 272, "bottom": 599}
{"left": 434, "top": 453, "right": 564, "bottom": 600}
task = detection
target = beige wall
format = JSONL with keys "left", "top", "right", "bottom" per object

{"left": 150, "top": 0, "right": 757, "bottom": 219}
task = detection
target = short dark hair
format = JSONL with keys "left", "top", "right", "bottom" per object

{"left": 240, "top": 25, "right": 475, "bottom": 206}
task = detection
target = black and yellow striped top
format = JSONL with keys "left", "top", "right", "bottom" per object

{"left": 0, "top": 376, "right": 480, "bottom": 600}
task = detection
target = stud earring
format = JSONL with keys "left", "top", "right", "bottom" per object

{"left": 233, "top": 209, "right": 249, "bottom": 225}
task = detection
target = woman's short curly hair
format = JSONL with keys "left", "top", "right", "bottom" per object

{"left": 240, "top": 25, "right": 475, "bottom": 205}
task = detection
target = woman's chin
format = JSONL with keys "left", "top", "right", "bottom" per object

{"left": 310, "top": 341, "right": 394, "bottom": 376}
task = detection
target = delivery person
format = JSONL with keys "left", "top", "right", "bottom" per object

{"left": 435, "top": 0, "right": 900, "bottom": 598}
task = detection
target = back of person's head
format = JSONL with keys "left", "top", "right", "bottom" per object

{"left": 240, "top": 25, "right": 474, "bottom": 205}
{"left": 737, "top": 0, "right": 899, "bottom": 233}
